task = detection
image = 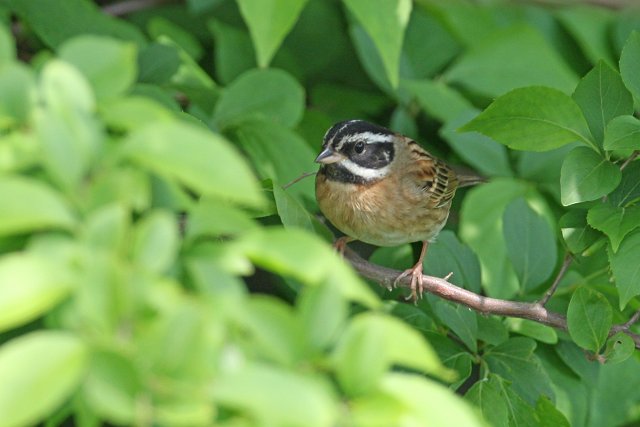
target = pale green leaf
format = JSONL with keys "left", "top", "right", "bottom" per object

{"left": 560, "top": 146, "right": 621, "bottom": 206}
{"left": 603, "top": 115, "right": 640, "bottom": 151}
{"left": 587, "top": 204, "right": 640, "bottom": 252}
{"left": 609, "top": 230, "right": 640, "bottom": 308}
{"left": 567, "top": 287, "right": 612, "bottom": 352}
{"left": 619, "top": 31, "right": 640, "bottom": 101}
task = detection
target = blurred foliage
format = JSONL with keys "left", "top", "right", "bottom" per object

{"left": 0, "top": 0, "right": 640, "bottom": 426}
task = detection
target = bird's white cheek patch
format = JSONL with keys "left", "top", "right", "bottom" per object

{"left": 340, "top": 159, "right": 390, "bottom": 180}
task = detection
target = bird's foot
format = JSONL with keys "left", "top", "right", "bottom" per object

{"left": 393, "top": 262, "right": 424, "bottom": 304}
{"left": 333, "top": 236, "right": 353, "bottom": 256}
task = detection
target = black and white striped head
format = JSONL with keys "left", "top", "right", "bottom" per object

{"left": 315, "top": 120, "right": 396, "bottom": 184}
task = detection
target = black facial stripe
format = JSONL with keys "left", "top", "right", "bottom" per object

{"left": 320, "top": 164, "right": 369, "bottom": 184}
{"left": 345, "top": 141, "right": 395, "bottom": 169}
{"left": 323, "top": 120, "right": 394, "bottom": 146}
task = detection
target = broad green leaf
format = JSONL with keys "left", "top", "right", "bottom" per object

{"left": 446, "top": 25, "right": 578, "bottom": 97}
{"left": 567, "top": 287, "right": 612, "bottom": 352}
{"left": 231, "top": 119, "right": 316, "bottom": 200}
{"left": 273, "top": 185, "right": 333, "bottom": 242}
{"left": 59, "top": 36, "right": 137, "bottom": 101}
{"left": 401, "top": 79, "right": 472, "bottom": 123}
{"left": 477, "top": 316, "right": 509, "bottom": 346}
{"left": 186, "top": 196, "right": 257, "bottom": 240}
{"left": 587, "top": 204, "right": 640, "bottom": 252}
{"left": 0, "top": 177, "right": 75, "bottom": 237}
{"left": 208, "top": 20, "right": 256, "bottom": 85}
{"left": 503, "top": 198, "right": 557, "bottom": 291}
{"left": 0, "top": 63, "right": 36, "bottom": 129}
{"left": 484, "top": 337, "right": 554, "bottom": 404}
{"left": 236, "top": 0, "right": 309, "bottom": 67}
{"left": 560, "top": 146, "right": 621, "bottom": 206}
{"left": 298, "top": 282, "right": 347, "bottom": 352}
{"left": 0, "top": 331, "right": 88, "bottom": 427}
{"left": 0, "top": 23, "right": 15, "bottom": 65}
{"left": 214, "top": 362, "right": 336, "bottom": 427}
{"left": 349, "top": 25, "right": 393, "bottom": 92}
{"left": 131, "top": 210, "right": 178, "bottom": 274}
{"left": 505, "top": 318, "right": 558, "bottom": 344}
{"left": 559, "top": 210, "right": 600, "bottom": 254}
{"left": 5, "top": 0, "right": 146, "bottom": 48}
{"left": 124, "top": 121, "right": 264, "bottom": 208}
{"left": 465, "top": 375, "right": 509, "bottom": 427}
{"left": 516, "top": 143, "right": 578, "bottom": 201}
{"left": 441, "top": 111, "right": 512, "bottom": 177}
{"left": 234, "top": 228, "right": 379, "bottom": 307}
{"left": 609, "top": 230, "right": 640, "bottom": 308}
{"left": 82, "top": 203, "right": 129, "bottom": 251}
{"left": 603, "top": 332, "right": 635, "bottom": 364}
{"left": 0, "top": 253, "right": 72, "bottom": 332}
{"left": 556, "top": 6, "right": 615, "bottom": 66}
{"left": 214, "top": 68, "right": 305, "bottom": 129}
{"left": 588, "top": 356, "right": 640, "bottom": 427}
{"left": 536, "top": 395, "right": 570, "bottom": 427}
{"left": 609, "top": 160, "right": 640, "bottom": 206}
{"left": 619, "top": 31, "right": 640, "bottom": 101}
{"left": 433, "top": 301, "right": 478, "bottom": 353}
{"left": 572, "top": 61, "right": 633, "bottom": 144}
{"left": 459, "top": 178, "right": 540, "bottom": 298}
{"left": 137, "top": 42, "right": 181, "bottom": 85}
{"left": 423, "top": 230, "right": 482, "bottom": 293}
{"left": 343, "top": 0, "right": 411, "bottom": 88}
{"left": 332, "top": 312, "right": 450, "bottom": 396}
{"left": 603, "top": 115, "right": 640, "bottom": 151}
{"left": 148, "top": 17, "right": 202, "bottom": 61}
{"left": 378, "top": 373, "right": 483, "bottom": 426}
{"left": 461, "top": 86, "right": 593, "bottom": 151}
{"left": 100, "top": 97, "right": 174, "bottom": 131}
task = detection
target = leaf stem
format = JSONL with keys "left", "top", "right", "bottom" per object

{"left": 538, "top": 253, "right": 573, "bottom": 306}
{"left": 282, "top": 171, "right": 317, "bottom": 189}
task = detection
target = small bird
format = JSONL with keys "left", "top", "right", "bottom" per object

{"left": 315, "top": 119, "right": 478, "bottom": 302}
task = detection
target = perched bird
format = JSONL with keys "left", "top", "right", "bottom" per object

{"left": 315, "top": 119, "right": 480, "bottom": 302}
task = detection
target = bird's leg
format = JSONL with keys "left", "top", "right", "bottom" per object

{"left": 333, "top": 236, "right": 354, "bottom": 256}
{"left": 393, "top": 241, "right": 429, "bottom": 303}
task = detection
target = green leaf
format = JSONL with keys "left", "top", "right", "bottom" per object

{"left": 298, "top": 282, "right": 347, "bottom": 352}
{"left": 186, "top": 196, "right": 257, "bottom": 240}
{"left": 603, "top": 115, "right": 640, "bottom": 151}
{"left": 332, "top": 313, "right": 451, "bottom": 396}
{"left": 556, "top": 6, "right": 615, "bottom": 66}
{"left": 484, "top": 337, "right": 554, "bottom": 405}
{"left": 231, "top": 119, "right": 316, "bottom": 201}
{"left": 401, "top": 79, "right": 472, "bottom": 123}
{"left": 572, "top": 61, "right": 633, "bottom": 144}
{"left": 213, "top": 68, "right": 305, "bottom": 129}
{"left": 343, "top": 0, "right": 411, "bottom": 88}
{"left": 567, "top": 287, "right": 612, "bottom": 352}
{"left": 0, "top": 177, "right": 75, "bottom": 237}
{"left": 535, "top": 395, "right": 570, "bottom": 427}
{"left": 559, "top": 209, "right": 600, "bottom": 254}
{"left": 215, "top": 362, "right": 336, "bottom": 427}
{"left": 0, "top": 23, "right": 15, "bottom": 65}
{"left": 619, "top": 31, "right": 640, "bottom": 101}
{"left": 234, "top": 228, "right": 379, "bottom": 307}
{"left": 6, "top": 0, "right": 146, "bottom": 49}
{"left": 587, "top": 204, "right": 640, "bottom": 252}
{"left": 503, "top": 198, "right": 557, "bottom": 291}
{"left": 124, "top": 121, "right": 264, "bottom": 208}
{"left": 433, "top": 301, "right": 477, "bottom": 353}
{"left": 147, "top": 17, "right": 202, "bottom": 61}
{"left": 465, "top": 375, "right": 509, "bottom": 427}
{"left": 378, "top": 373, "right": 483, "bottom": 426}
{"left": 59, "top": 35, "right": 137, "bottom": 101}
{"left": 0, "top": 253, "right": 72, "bottom": 333}
{"left": 603, "top": 332, "right": 635, "bottom": 364}
{"left": 505, "top": 318, "right": 558, "bottom": 344}
{"left": 131, "top": 210, "right": 179, "bottom": 274}
{"left": 423, "top": 231, "right": 482, "bottom": 293}
{"left": 441, "top": 110, "right": 512, "bottom": 177}
{"left": 560, "top": 146, "right": 622, "bottom": 206}
{"left": 609, "top": 160, "right": 640, "bottom": 206}
{"left": 273, "top": 185, "right": 332, "bottom": 241}
{"left": 461, "top": 86, "right": 593, "bottom": 151}
{"left": 208, "top": 20, "right": 256, "bottom": 85}
{"left": 446, "top": 25, "right": 577, "bottom": 97}
{"left": 137, "top": 42, "right": 181, "bottom": 85}
{"left": 236, "top": 0, "right": 309, "bottom": 68}
{"left": 0, "top": 331, "right": 88, "bottom": 427}
{"left": 0, "top": 63, "right": 36, "bottom": 129}
{"left": 609, "top": 230, "right": 640, "bottom": 308}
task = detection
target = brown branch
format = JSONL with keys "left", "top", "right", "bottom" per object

{"left": 102, "top": 0, "right": 182, "bottom": 16}
{"left": 538, "top": 253, "right": 572, "bottom": 306}
{"left": 343, "top": 248, "right": 640, "bottom": 350}
{"left": 620, "top": 150, "right": 639, "bottom": 171}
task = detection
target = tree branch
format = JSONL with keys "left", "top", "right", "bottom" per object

{"left": 102, "top": 0, "right": 181, "bottom": 16}
{"left": 538, "top": 253, "right": 572, "bottom": 307}
{"left": 343, "top": 248, "right": 640, "bottom": 350}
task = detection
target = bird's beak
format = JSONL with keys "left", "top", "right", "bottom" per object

{"left": 315, "top": 147, "right": 345, "bottom": 164}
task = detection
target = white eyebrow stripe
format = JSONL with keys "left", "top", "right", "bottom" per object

{"left": 339, "top": 158, "right": 390, "bottom": 180}
{"left": 348, "top": 132, "right": 394, "bottom": 144}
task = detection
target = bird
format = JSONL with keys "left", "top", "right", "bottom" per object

{"left": 314, "top": 119, "right": 480, "bottom": 302}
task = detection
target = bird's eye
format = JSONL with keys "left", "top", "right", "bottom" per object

{"left": 354, "top": 141, "right": 365, "bottom": 154}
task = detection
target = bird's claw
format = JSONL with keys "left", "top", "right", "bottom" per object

{"left": 394, "top": 263, "right": 425, "bottom": 305}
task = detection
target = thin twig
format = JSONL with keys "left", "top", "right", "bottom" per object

{"left": 102, "top": 0, "right": 181, "bottom": 16}
{"left": 620, "top": 151, "right": 639, "bottom": 171}
{"left": 538, "top": 253, "right": 573, "bottom": 307}
{"left": 282, "top": 171, "right": 317, "bottom": 190}
{"left": 342, "top": 247, "right": 640, "bottom": 350}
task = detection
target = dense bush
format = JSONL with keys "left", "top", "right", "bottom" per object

{"left": 1, "top": 0, "right": 640, "bottom": 426}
